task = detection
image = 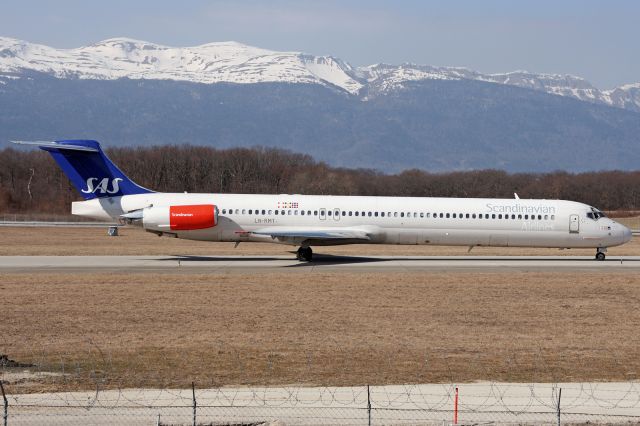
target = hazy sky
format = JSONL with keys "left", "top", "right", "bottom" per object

{"left": 2, "top": 0, "right": 638, "bottom": 88}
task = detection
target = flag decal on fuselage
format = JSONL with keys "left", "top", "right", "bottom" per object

{"left": 277, "top": 201, "right": 299, "bottom": 209}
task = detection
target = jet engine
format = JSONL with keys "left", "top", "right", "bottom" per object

{"left": 122, "top": 204, "right": 218, "bottom": 232}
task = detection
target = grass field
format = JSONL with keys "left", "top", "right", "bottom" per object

{"left": 1, "top": 226, "right": 639, "bottom": 393}
{"left": 2, "top": 270, "right": 640, "bottom": 392}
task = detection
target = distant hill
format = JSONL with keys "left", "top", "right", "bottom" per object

{"left": 1, "top": 37, "right": 639, "bottom": 172}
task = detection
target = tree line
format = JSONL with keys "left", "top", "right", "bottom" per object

{"left": 1, "top": 145, "right": 639, "bottom": 215}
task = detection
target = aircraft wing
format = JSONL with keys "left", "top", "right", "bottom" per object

{"left": 251, "top": 227, "right": 372, "bottom": 242}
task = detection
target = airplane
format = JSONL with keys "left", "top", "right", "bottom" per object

{"left": 12, "top": 139, "right": 632, "bottom": 261}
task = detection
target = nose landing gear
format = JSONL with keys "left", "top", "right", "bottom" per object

{"left": 595, "top": 247, "right": 607, "bottom": 261}
{"left": 296, "top": 246, "right": 313, "bottom": 262}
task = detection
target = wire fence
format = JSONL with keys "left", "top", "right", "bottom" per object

{"left": 2, "top": 379, "right": 640, "bottom": 425}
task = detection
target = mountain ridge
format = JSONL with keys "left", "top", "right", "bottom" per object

{"left": 1, "top": 36, "right": 639, "bottom": 111}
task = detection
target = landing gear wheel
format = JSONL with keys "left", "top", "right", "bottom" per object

{"left": 296, "top": 247, "right": 313, "bottom": 262}
{"left": 595, "top": 251, "right": 606, "bottom": 261}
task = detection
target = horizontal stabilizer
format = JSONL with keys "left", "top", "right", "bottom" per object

{"left": 11, "top": 140, "right": 99, "bottom": 152}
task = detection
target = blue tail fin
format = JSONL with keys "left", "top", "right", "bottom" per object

{"left": 12, "top": 140, "right": 153, "bottom": 200}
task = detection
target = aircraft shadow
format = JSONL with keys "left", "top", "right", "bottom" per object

{"left": 150, "top": 254, "right": 624, "bottom": 267}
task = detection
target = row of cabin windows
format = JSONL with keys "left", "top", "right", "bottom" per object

{"left": 220, "top": 208, "right": 555, "bottom": 221}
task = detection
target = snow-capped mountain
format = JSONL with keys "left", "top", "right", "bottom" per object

{"left": 0, "top": 36, "right": 638, "bottom": 112}
{"left": 0, "top": 37, "right": 363, "bottom": 93}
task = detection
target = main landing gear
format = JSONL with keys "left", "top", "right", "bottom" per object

{"left": 296, "top": 246, "right": 313, "bottom": 262}
{"left": 595, "top": 247, "right": 607, "bottom": 261}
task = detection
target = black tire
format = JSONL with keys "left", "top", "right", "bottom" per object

{"left": 301, "top": 247, "right": 313, "bottom": 262}
{"left": 595, "top": 252, "right": 606, "bottom": 261}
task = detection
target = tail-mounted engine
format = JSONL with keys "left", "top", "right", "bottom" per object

{"left": 121, "top": 204, "right": 218, "bottom": 233}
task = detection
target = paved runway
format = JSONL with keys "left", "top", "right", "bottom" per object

{"left": 1, "top": 255, "right": 639, "bottom": 273}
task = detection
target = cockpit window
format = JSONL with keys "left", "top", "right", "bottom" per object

{"left": 587, "top": 208, "right": 607, "bottom": 220}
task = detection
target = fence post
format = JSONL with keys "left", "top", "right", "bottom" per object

{"left": 454, "top": 387, "right": 459, "bottom": 424}
{"left": 192, "top": 382, "right": 197, "bottom": 426}
{"left": 556, "top": 387, "right": 562, "bottom": 426}
{"left": 367, "top": 385, "right": 371, "bottom": 426}
{"left": 1, "top": 380, "right": 7, "bottom": 426}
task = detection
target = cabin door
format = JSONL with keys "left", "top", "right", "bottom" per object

{"left": 569, "top": 214, "right": 580, "bottom": 233}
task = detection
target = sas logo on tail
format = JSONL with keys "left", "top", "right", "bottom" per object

{"left": 81, "top": 177, "right": 123, "bottom": 194}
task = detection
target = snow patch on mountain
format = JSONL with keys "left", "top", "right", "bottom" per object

{"left": 0, "top": 37, "right": 638, "bottom": 111}
{"left": 0, "top": 37, "right": 363, "bottom": 94}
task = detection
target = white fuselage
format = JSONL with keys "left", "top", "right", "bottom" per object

{"left": 72, "top": 193, "right": 632, "bottom": 249}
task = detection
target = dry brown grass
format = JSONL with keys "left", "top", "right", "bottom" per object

{"left": 0, "top": 225, "right": 638, "bottom": 256}
{"left": 2, "top": 271, "right": 640, "bottom": 392}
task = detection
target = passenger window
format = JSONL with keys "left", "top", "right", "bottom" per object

{"left": 342, "top": 211, "right": 346, "bottom": 216}
{"left": 544, "top": 215, "right": 548, "bottom": 220}
{"left": 518, "top": 214, "right": 522, "bottom": 219}
{"left": 294, "top": 210, "right": 298, "bottom": 215}
{"left": 355, "top": 211, "right": 359, "bottom": 216}
{"left": 524, "top": 214, "right": 528, "bottom": 220}
{"left": 301, "top": 210, "right": 305, "bottom": 216}
{"left": 368, "top": 212, "right": 372, "bottom": 217}
{"left": 420, "top": 212, "right": 424, "bottom": 218}
{"left": 374, "top": 212, "right": 379, "bottom": 217}
{"left": 472, "top": 214, "right": 476, "bottom": 219}
{"left": 426, "top": 213, "right": 430, "bottom": 218}
{"left": 538, "top": 215, "right": 542, "bottom": 220}
{"left": 349, "top": 211, "right": 353, "bottom": 216}
{"left": 401, "top": 212, "right": 405, "bottom": 218}
{"left": 275, "top": 210, "right": 279, "bottom": 215}
{"left": 551, "top": 215, "right": 555, "bottom": 220}
{"left": 439, "top": 213, "right": 444, "bottom": 218}
{"left": 498, "top": 214, "right": 502, "bottom": 219}
{"left": 314, "top": 211, "right": 318, "bottom": 215}
{"left": 222, "top": 209, "right": 226, "bottom": 214}
{"left": 511, "top": 214, "right": 515, "bottom": 219}
{"left": 452, "top": 213, "right": 456, "bottom": 218}
{"left": 288, "top": 210, "right": 292, "bottom": 215}
{"left": 261, "top": 210, "right": 265, "bottom": 215}
{"left": 381, "top": 212, "right": 385, "bottom": 217}
{"left": 268, "top": 210, "right": 272, "bottom": 215}
{"left": 446, "top": 213, "right": 450, "bottom": 218}
{"left": 394, "top": 212, "right": 398, "bottom": 217}
{"left": 492, "top": 214, "right": 495, "bottom": 219}
{"left": 328, "top": 210, "right": 332, "bottom": 216}
{"left": 307, "top": 210, "right": 311, "bottom": 215}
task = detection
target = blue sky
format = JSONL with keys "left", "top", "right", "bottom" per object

{"left": 2, "top": 0, "right": 638, "bottom": 88}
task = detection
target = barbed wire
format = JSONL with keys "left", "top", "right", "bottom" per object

{"left": 3, "top": 342, "right": 640, "bottom": 425}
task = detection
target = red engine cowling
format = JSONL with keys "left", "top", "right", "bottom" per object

{"left": 142, "top": 204, "right": 218, "bottom": 232}
{"left": 169, "top": 204, "right": 217, "bottom": 230}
